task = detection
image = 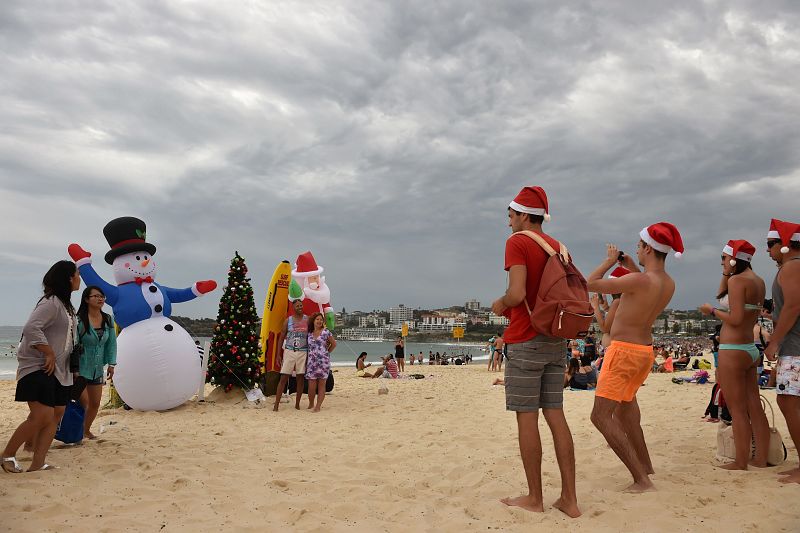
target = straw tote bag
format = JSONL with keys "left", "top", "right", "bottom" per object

{"left": 716, "top": 395, "right": 787, "bottom": 465}
{"left": 761, "top": 395, "right": 788, "bottom": 466}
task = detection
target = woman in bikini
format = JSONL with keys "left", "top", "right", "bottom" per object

{"left": 355, "top": 352, "right": 383, "bottom": 378}
{"left": 699, "top": 239, "right": 770, "bottom": 469}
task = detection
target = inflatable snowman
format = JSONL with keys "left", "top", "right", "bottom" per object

{"left": 68, "top": 216, "right": 217, "bottom": 411}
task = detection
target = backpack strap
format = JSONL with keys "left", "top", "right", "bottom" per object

{"left": 516, "top": 230, "right": 570, "bottom": 263}
{"left": 512, "top": 231, "right": 569, "bottom": 316}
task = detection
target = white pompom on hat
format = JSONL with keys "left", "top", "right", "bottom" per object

{"left": 722, "top": 239, "right": 756, "bottom": 267}
{"left": 509, "top": 186, "right": 550, "bottom": 222}
{"left": 639, "top": 222, "right": 684, "bottom": 258}
{"left": 768, "top": 218, "right": 800, "bottom": 255}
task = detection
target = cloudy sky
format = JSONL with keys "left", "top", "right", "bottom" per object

{"left": 1, "top": 1, "right": 799, "bottom": 325}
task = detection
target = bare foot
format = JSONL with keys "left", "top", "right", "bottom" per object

{"left": 778, "top": 471, "right": 800, "bottom": 484}
{"left": 552, "top": 497, "right": 581, "bottom": 518}
{"left": 85, "top": 432, "right": 97, "bottom": 440}
{"left": 272, "top": 405, "right": 279, "bottom": 412}
{"left": 312, "top": 406, "right": 321, "bottom": 413}
{"left": 778, "top": 466, "right": 800, "bottom": 476}
{"left": 295, "top": 404, "right": 301, "bottom": 410}
{"left": 307, "top": 403, "right": 314, "bottom": 410}
{"left": 717, "top": 462, "right": 747, "bottom": 471}
{"left": 623, "top": 480, "right": 656, "bottom": 493}
{"left": 500, "top": 495, "right": 544, "bottom": 513}
{"left": 748, "top": 459, "right": 768, "bottom": 468}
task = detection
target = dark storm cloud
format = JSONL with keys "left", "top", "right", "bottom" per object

{"left": 1, "top": 0, "right": 799, "bottom": 324}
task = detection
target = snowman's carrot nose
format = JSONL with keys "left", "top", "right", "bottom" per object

{"left": 141, "top": 259, "right": 150, "bottom": 268}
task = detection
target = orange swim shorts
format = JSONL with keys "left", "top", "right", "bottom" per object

{"left": 595, "top": 341, "right": 654, "bottom": 403}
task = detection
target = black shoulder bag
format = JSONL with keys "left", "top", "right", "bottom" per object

{"left": 69, "top": 320, "right": 84, "bottom": 373}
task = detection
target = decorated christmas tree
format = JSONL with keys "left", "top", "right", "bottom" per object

{"left": 206, "top": 252, "right": 262, "bottom": 392}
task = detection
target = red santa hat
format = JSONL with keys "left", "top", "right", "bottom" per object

{"left": 291, "top": 251, "right": 324, "bottom": 277}
{"left": 639, "top": 222, "right": 684, "bottom": 258}
{"left": 509, "top": 186, "right": 550, "bottom": 222}
{"left": 768, "top": 218, "right": 800, "bottom": 255}
{"left": 609, "top": 266, "right": 632, "bottom": 278}
{"left": 722, "top": 239, "right": 756, "bottom": 266}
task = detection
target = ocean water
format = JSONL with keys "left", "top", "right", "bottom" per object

{"left": 0, "top": 325, "right": 487, "bottom": 380}
{"left": 0, "top": 326, "right": 22, "bottom": 379}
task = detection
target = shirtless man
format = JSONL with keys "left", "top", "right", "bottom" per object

{"left": 586, "top": 222, "right": 683, "bottom": 492}
{"left": 494, "top": 335, "right": 505, "bottom": 371}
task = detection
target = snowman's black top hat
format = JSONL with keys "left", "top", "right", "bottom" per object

{"left": 103, "top": 217, "right": 157, "bottom": 264}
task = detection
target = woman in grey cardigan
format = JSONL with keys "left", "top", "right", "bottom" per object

{"left": 2, "top": 260, "right": 80, "bottom": 473}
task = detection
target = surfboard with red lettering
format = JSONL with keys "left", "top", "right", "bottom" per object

{"left": 259, "top": 260, "right": 291, "bottom": 395}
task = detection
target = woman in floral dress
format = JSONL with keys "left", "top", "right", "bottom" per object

{"left": 306, "top": 312, "right": 336, "bottom": 412}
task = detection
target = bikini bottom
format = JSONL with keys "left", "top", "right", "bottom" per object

{"left": 718, "top": 343, "right": 761, "bottom": 363}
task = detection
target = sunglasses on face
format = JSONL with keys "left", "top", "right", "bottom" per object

{"left": 767, "top": 239, "right": 781, "bottom": 249}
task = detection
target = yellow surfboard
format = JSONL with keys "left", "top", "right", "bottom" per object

{"left": 260, "top": 260, "right": 291, "bottom": 395}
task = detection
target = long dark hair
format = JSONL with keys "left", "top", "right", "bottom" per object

{"left": 568, "top": 357, "right": 580, "bottom": 373}
{"left": 356, "top": 352, "right": 367, "bottom": 368}
{"left": 42, "top": 260, "right": 77, "bottom": 315}
{"left": 77, "top": 286, "right": 111, "bottom": 334}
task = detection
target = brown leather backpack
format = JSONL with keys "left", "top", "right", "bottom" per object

{"left": 515, "top": 231, "right": 593, "bottom": 339}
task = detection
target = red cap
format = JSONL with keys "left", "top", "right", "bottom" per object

{"left": 768, "top": 218, "right": 800, "bottom": 254}
{"left": 509, "top": 186, "right": 550, "bottom": 222}
{"left": 639, "top": 222, "right": 684, "bottom": 258}
{"left": 291, "top": 251, "right": 324, "bottom": 277}
{"left": 722, "top": 239, "right": 755, "bottom": 266}
{"left": 609, "top": 266, "right": 632, "bottom": 278}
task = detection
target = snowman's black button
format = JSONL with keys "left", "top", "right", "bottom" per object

{"left": 154, "top": 304, "right": 163, "bottom": 313}
{"left": 149, "top": 286, "right": 157, "bottom": 293}
{"left": 164, "top": 324, "right": 173, "bottom": 331}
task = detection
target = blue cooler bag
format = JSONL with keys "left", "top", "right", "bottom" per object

{"left": 55, "top": 400, "right": 85, "bottom": 444}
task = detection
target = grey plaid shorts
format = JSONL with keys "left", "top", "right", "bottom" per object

{"left": 504, "top": 336, "right": 567, "bottom": 411}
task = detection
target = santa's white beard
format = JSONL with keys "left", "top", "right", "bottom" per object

{"left": 304, "top": 282, "right": 330, "bottom": 305}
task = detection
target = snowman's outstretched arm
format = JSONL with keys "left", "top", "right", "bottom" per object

{"left": 163, "top": 280, "right": 217, "bottom": 304}
{"left": 68, "top": 244, "right": 119, "bottom": 306}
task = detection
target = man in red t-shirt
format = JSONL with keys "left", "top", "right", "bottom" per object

{"left": 491, "top": 186, "right": 580, "bottom": 519}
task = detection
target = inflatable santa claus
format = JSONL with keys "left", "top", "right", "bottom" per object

{"left": 291, "top": 251, "right": 335, "bottom": 330}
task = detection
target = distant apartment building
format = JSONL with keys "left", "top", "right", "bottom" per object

{"left": 389, "top": 304, "right": 414, "bottom": 325}
{"left": 418, "top": 313, "right": 467, "bottom": 332}
{"left": 469, "top": 311, "right": 489, "bottom": 325}
{"left": 338, "top": 326, "right": 389, "bottom": 340}
{"left": 488, "top": 312, "right": 510, "bottom": 326}
{"left": 465, "top": 299, "right": 480, "bottom": 311}
{"left": 359, "top": 315, "right": 387, "bottom": 328}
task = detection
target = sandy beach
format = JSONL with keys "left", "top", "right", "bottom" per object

{"left": 1, "top": 365, "right": 796, "bottom": 532}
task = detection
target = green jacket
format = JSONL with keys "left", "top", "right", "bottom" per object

{"left": 78, "top": 316, "right": 117, "bottom": 381}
